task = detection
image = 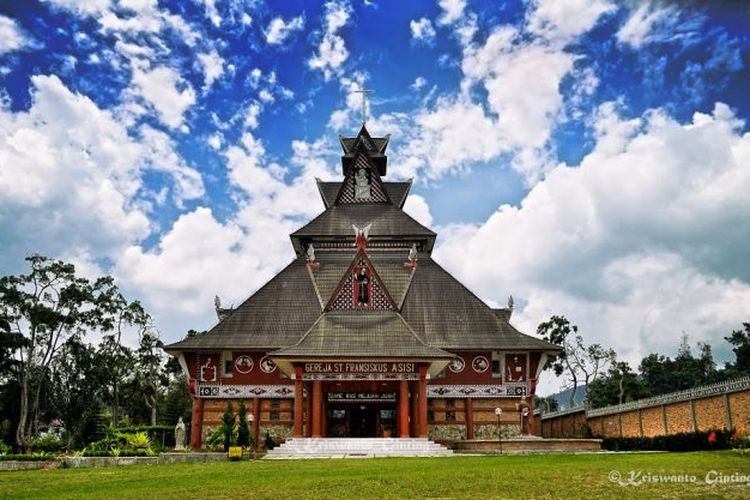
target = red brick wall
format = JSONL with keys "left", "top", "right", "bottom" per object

{"left": 540, "top": 387, "right": 749, "bottom": 439}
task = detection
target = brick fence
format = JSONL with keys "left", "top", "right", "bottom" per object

{"left": 537, "top": 376, "right": 750, "bottom": 438}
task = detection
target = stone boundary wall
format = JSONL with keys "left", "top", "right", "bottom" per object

{"left": 538, "top": 376, "right": 750, "bottom": 438}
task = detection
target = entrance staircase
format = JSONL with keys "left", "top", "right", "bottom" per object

{"left": 264, "top": 438, "right": 453, "bottom": 459}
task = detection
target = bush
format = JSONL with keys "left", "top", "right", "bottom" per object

{"left": 32, "top": 434, "right": 62, "bottom": 453}
{"left": 602, "top": 429, "right": 734, "bottom": 452}
{"left": 81, "top": 449, "right": 150, "bottom": 457}
{"left": 0, "top": 441, "right": 12, "bottom": 455}
{"left": 117, "top": 426, "right": 175, "bottom": 448}
{"left": 125, "top": 432, "right": 154, "bottom": 456}
{"left": 0, "top": 452, "right": 56, "bottom": 462}
{"left": 221, "top": 402, "right": 235, "bottom": 452}
{"left": 237, "top": 401, "right": 251, "bottom": 448}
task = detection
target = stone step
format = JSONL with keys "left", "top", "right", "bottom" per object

{"left": 264, "top": 438, "right": 453, "bottom": 459}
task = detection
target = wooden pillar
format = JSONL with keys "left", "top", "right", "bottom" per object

{"left": 418, "top": 367, "right": 428, "bottom": 438}
{"left": 190, "top": 397, "right": 204, "bottom": 450}
{"left": 312, "top": 380, "right": 322, "bottom": 437}
{"left": 321, "top": 393, "right": 328, "bottom": 437}
{"left": 293, "top": 368, "right": 304, "bottom": 437}
{"left": 252, "top": 398, "right": 260, "bottom": 450}
{"left": 398, "top": 379, "right": 409, "bottom": 438}
{"left": 305, "top": 383, "right": 313, "bottom": 437}
{"left": 410, "top": 382, "right": 419, "bottom": 437}
{"left": 465, "top": 398, "right": 474, "bottom": 440}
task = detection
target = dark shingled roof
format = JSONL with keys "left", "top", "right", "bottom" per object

{"left": 291, "top": 204, "right": 435, "bottom": 240}
{"left": 165, "top": 258, "right": 321, "bottom": 350}
{"left": 270, "top": 311, "right": 452, "bottom": 358}
{"left": 400, "top": 257, "right": 559, "bottom": 351}
{"left": 316, "top": 180, "right": 412, "bottom": 209}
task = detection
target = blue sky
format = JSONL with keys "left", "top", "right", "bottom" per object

{"left": 1, "top": 0, "right": 749, "bottom": 394}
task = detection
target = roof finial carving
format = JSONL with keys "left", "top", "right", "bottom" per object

{"left": 352, "top": 223, "right": 371, "bottom": 250}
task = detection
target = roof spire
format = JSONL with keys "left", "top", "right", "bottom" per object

{"left": 353, "top": 87, "right": 373, "bottom": 127}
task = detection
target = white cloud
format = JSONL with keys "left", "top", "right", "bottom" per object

{"left": 265, "top": 15, "right": 305, "bottom": 45}
{"left": 0, "top": 74, "right": 203, "bottom": 271}
{"left": 43, "top": 0, "right": 111, "bottom": 16}
{"left": 527, "top": 0, "right": 614, "bottom": 44}
{"left": 410, "top": 18, "right": 436, "bottom": 44}
{"left": 132, "top": 66, "right": 196, "bottom": 129}
{"left": 197, "top": 49, "right": 224, "bottom": 90}
{"left": 437, "top": 0, "right": 466, "bottom": 25}
{"left": 207, "top": 134, "right": 222, "bottom": 150}
{"left": 403, "top": 194, "right": 433, "bottom": 227}
{"left": 0, "top": 15, "right": 29, "bottom": 54}
{"left": 116, "top": 137, "right": 339, "bottom": 319}
{"left": 308, "top": 0, "right": 352, "bottom": 80}
{"left": 616, "top": 3, "right": 679, "bottom": 49}
{"left": 432, "top": 103, "right": 750, "bottom": 390}
{"left": 411, "top": 77, "right": 427, "bottom": 91}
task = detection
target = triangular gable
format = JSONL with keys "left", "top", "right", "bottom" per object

{"left": 334, "top": 151, "right": 389, "bottom": 204}
{"left": 325, "top": 249, "right": 397, "bottom": 312}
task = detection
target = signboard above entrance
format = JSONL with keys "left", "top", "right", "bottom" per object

{"left": 303, "top": 362, "right": 417, "bottom": 374}
{"left": 328, "top": 392, "right": 396, "bottom": 402}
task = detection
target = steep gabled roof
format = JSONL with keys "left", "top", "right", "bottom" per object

{"left": 269, "top": 310, "right": 452, "bottom": 358}
{"left": 165, "top": 258, "right": 321, "bottom": 351}
{"left": 400, "top": 257, "right": 560, "bottom": 351}
{"left": 307, "top": 250, "right": 414, "bottom": 309}
{"left": 316, "top": 179, "right": 412, "bottom": 209}
{"left": 290, "top": 204, "right": 436, "bottom": 255}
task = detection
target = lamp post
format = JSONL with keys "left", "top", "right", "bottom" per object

{"left": 494, "top": 407, "right": 503, "bottom": 454}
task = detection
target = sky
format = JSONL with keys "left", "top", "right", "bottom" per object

{"left": 1, "top": 0, "right": 749, "bottom": 395}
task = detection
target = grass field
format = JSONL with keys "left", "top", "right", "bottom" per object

{"left": 1, "top": 451, "right": 749, "bottom": 499}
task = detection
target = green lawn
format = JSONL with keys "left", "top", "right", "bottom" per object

{"left": 1, "top": 452, "right": 749, "bottom": 499}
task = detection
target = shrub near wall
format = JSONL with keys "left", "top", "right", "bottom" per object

{"left": 602, "top": 429, "right": 733, "bottom": 452}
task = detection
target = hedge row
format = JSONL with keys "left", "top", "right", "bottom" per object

{"left": 602, "top": 429, "right": 734, "bottom": 452}
{"left": 0, "top": 454, "right": 57, "bottom": 462}
{"left": 81, "top": 449, "right": 151, "bottom": 457}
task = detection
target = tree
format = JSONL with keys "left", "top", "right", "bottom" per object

{"left": 533, "top": 395, "right": 559, "bottom": 414}
{"left": 725, "top": 322, "right": 750, "bottom": 377}
{"left": 537, "top": 315, "right": 615, "bottom": 407}
{"left": 0, "top": 255, "right": 121, "bottom": 450}
{"left": 221, "top": 402, "right": 235, "bottom": 452}
{"left": 237, "top": 400, "right": 251, "bottom": 448}
{"left": 586, "top": 361, "right": 645, "bottom": 409}
{"left": 133, "top": 326, "right": 169, "bottom": 426}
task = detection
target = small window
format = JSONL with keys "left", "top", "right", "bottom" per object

{"left": 491, "top": 352, "right": 502, "bottom": 379}
{"left": 446, "top": 411, "right": 456, "bottom": 422}
{"left": 222, "top": 351, "right": 233, "bottom": 377}
{"left": 446, "top": 398, "right": 455, "bottom": 408}
{"left": 270, "top": 410, "right": 279, "bottom": 421}
{"left": 271, "top": 400, "right": 280, "bottom": 409}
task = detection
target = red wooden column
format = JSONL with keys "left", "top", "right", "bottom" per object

{"left": 418, "top": 367, "right": 428, "bottom": 438}
{"left": 293, "top": 367, "right": 304, "bottom": 437}
{"left": 410, "top": 381, "right": 419, "bottom": 437}
{"left": 190, "top": 396, "right": 204, "bottom": 449}
{"left": 465, "top": 398, "right": 474, "bottom": 440}
{"left": 252, "top": 398, "right": 260, "bottom": 449}
{"left": 398, "top": 379, "right": 409, "bottom": 438}
{"left": 312, "top": 380, "right": 322, "bottom": 437}
{"left": 305, "top": 382, "right": 313, "bottom": 437}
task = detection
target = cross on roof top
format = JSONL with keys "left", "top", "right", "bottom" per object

{"left": 353, "top": 87, "right": 373, "bottom": 127}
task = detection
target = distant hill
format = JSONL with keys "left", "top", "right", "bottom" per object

{"left": 544, "top": 385, "right": 588, "bottom": 410}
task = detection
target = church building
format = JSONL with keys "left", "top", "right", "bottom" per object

{"left": 166, "top": 124, "right": 561, "bottom": 450}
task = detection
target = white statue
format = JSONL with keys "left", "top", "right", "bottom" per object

{"left": 306, "top": 243, "right": 316, "bottom": 262}
{"left": 354, "top": 168, "right": 371, "bottom": 199}
{"left": 175, "top": 416, "right": 186, "bottom": 450}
